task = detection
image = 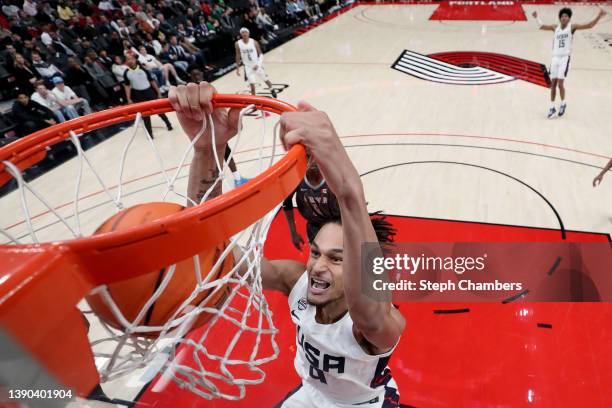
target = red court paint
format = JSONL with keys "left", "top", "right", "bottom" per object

{"left": 429, "top": 51, "right": 551, "bottom": 87}
{"left": 430, "top": 1, "right": 527, "bottom": 21}
{"left": 136, "top": 212, "right": 610, "bottom": 407}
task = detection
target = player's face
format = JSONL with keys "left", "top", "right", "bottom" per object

{"left": 240, "top": 31, "right": 249, "bottom": 41}
{"left": 306, "top": 223, "right": 345, "bottom": 306}
{"left": 559, "top": 14, "right": 570, "bottom": 25}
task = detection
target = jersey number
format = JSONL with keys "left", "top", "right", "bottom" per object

{"left": 559, "top": 39, "right": 566, "bottom": 48}
{"left": 298, "top": 326, "right": 346, "bottom": 384}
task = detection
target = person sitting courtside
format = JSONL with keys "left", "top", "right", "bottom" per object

{"left": 11, "top": 93, "right": 57, "bottom": 135}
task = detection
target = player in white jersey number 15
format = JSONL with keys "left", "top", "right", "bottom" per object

{"left": 170, "top": 82, "right": 406, "bottom": 408}
{"left": 235, "top": 27, "right": 278, "bottom": 97}
{"left": 532, "top": 7, "right": 606, "bottom": 119}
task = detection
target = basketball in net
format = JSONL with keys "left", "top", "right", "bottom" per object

{"left": 86, "top": 202, "right": 233, "bottom": 338}
{"left": 0, "top": 94, "right": 307, "bottom": 402}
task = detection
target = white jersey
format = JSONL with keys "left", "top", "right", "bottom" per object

{"left": 238, "top": 38, "right": 259, "bottom": 67}
{"left": 552, "top": 23, "right": 572, "bottom": 57}
{"left": 287, "top": 272, "right": 399, "bottom": 407}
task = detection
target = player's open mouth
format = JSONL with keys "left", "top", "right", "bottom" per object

{"left": 310, "top": 277, "right": 331, "bottom": 295}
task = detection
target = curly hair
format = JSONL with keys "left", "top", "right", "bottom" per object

{"left": 559, "top": 8, "right": 572, "bottom": 19}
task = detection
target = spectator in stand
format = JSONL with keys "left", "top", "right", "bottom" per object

{"left": 57, "top": 0, "right": 75, "bottom": 22}
{"left": 51, "top": 76, "right": 92, "bottom": 116}
{"left": 1, "top": 44, "right": 18, "bottom": 70}
{"left": 133, "top": 45, "right": 186, "bottom": 91}
{"left": 196, "top": 15, "right": 214, "bottom": 37}
{"left": 211, "top": 3, "right": 233, "bottom": 31}
{"left": 98, "top": 0, "right": 115, "bottom": 12}
{"left": 11, "top": 53, "right": 39, "bottom": 94}
{"left": 21, "top": 39, "right": 47, "bottom": 61}
{"left": 46, "top": 45, "right": 70, "bottom": 72}
{"left": 168, "top": 35, "right": 210, "bottom": 71}
{"left": 143, "top": 32, "right": 163, "bottom": 55}
{"left": 122, "top": 53, "right": 173, "bottom": 137}
{"left": 23, "top": 0, "right": 38, "bottom": 18}
{"left": 83, "top": 52, "right": 120, "bottom": 104}
{"left": 111, "top": 55, "right": 128, "bottom": 82}
{"left": 2, "top": 3, "right": 20, "bottom": 20}
{"left": 65, "top": 57, "right": 102, "bottom": 105}
{"left": 12, "top": 93, "right": 56, "bottom": 135}
{"left": 37, "top": 2, "right": 57, "bottom": 24}
{"left": 31, "top": 81, "right": 78, "bottom": 122}
{"left": 31, "top": 52, "right": 64, "bottom": 84}
{"left": 96, "top": 50, "right": 114, "bottom": 70}
{"left": 255, "top": 8, "right": 278, "bottom": 39}
{"left": 108, "top": 31, "right": 125, "bottom": 56}
{"left": 40, "top": 26, "right": 53, "bottom": 48}
{"left": 46, "top": 31, "right": 77, "bottom": 57}
{"left": 97, "top": 15, "right": 115, "bottom": 36}
{"left": 159, "top": 42, "right": 188, "bottom": 74}
{"left": 286, "top": 0, "right": 309, "bottom": 24}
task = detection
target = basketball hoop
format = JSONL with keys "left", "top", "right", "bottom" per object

{"left": 0, "top": 95, "right": 307, "bottom": 402}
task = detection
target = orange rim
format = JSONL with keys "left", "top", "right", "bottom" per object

{"left": 0, "top": 94, "right": 308, "bottom": 286}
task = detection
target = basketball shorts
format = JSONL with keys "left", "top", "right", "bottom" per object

{"left": 550, "top": 55, "right": 570, "bottom": 80}
{"left": 244, "top": 64, "right": 269, "bottom": 85}
{"left": 277, "top": 381, "right": 400, "bottom": 408}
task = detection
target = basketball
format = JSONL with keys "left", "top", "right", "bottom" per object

{"left": 86, "top": 202, "right": 233, "bottom": 338}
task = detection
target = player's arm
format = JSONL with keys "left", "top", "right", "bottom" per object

{"left": 169, "top": 82, "right": 240, "bottom": 205}
{"left": 573, "top": 8, "right": 606, "bottom": 31}
{"left": 254, "top": 41, "right": 264, "bottom": 70}
{"left": 593, "top": 157, "right": 612, "bottom": 187}
{"left": 532, "top": 11, "right": 556, "bottom": 31}
{"left": 124, "top": 83, "right": 132, "bottom": 103}
{"left": 123, "top": 70, "right": 132, "bottom": 103}
{"left": 280, "top": 103, "right": 405, "bottom": 353}
{"left": 282, "top": 189, "right": 305, "bottom": 250}
{"left": 235, "top": 42, "right": 241, "bottom": 76}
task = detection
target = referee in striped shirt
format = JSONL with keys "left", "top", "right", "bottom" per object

{"left": 123, "top": 53, "right": 173, "bottom": 137}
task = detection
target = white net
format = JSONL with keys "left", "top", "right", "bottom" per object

{"left": 0, "top": 103, "right": 286, "bottom": 400}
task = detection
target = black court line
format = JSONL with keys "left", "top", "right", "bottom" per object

{"left": 433, "top": 308, "right": 471, "bottom": 314}
{"left": 537, "top": 323, "right": 553, "bottom": 329}
{"left": 547, "top": 257, "right": 562, "bottom": 276}
{"left": 359, "top": 160, "right": 567, "bottom": 240}
{"left": 501, "top": 290, "right": 530, "bottom": 304}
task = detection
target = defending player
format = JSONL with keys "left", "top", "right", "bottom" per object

{"left": 532, "top": 7, "right": 606, "bottom": 118}
{"left": 170, "top": 82, "right": 405, "bottom": 407}
{"left": 283, "top": 161, "right": 338, "bottom": 250}
{"left": 235, "top": 27, "right": 277, "bottom": 97}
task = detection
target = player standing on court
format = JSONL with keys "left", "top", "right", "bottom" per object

{"left": 170, "top": 82, "right": 405, "bottom": 408}
{"left": 532, "top": 7, "right": 606, "bottom": 119}
{"left": 235, "top": 28, "right": 277, "bottom": 98}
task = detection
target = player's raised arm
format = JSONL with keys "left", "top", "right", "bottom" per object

{"left": 572, "top": 8, "right": 606, "bottom": 31}
{"left": 279, "top": 103, "right": 405, "bottom": 353}
{"left": 169, "top": 82, "right": 240, "bottom": 205}
{"left": 532, "top": 11, "right": 556, "bottom": 31}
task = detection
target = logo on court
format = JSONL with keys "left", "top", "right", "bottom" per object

{"left": 392, "top": 50, "right": 550, "bottom": 87}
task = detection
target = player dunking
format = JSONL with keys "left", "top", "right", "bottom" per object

{"left": 169, "top": 82, "right": 405, "bottom": 407}
{"left": 235, "top": 28, "right": 277, "bottom": 97}
{"left": 532, "top": 7, "right": 606, "bottom": 118}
